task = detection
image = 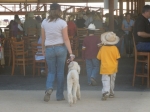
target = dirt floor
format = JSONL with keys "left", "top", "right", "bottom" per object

{"left": 0, "top": 57, "right": 150, "bottom": 112}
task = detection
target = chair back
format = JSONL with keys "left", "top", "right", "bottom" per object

{"left": 3, "top": 38, "right": 11, "bottom": 51}
{"left": 27, "top": 28, "right": 39, "bottom": 36}
{"left": 31, "top": 43, "right": 43, "bottom": 57}
{"left": 70, "top": 38, "right": 79, "bottom": 57}
{"left": 10, "top": 37, "right": 17, "bottom": 42}
{"left": 4, "top": 28, "right": 9, "bottom": 38}
{"left": 77, "top": 28, "right": 88, "bottom": 37}
{"left": 94, "top": 28, "right": 105, "bottom": 37}
{"left": 28, "top": 35, "right": 38, "bottom": 44}
{"left": 11, "top": 40, "right": 25, "bottom": 58}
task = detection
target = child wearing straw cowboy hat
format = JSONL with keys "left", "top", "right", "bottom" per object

{"left": 97, "top": 32, "right": 120, "bottom": 100}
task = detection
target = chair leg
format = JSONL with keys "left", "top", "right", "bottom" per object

{"left": 8, "top": 52, "right": 11, "bottom": 66}
{"left": 23, "top": 60, "right": 25, "bottom": 76}
{"left": 142, "top": 63, "right": 145, "bottom": 85}
{"left": 38, "top": 63, "right": 40, "bottom": 76}
{"left": 11, "top": 61, "right": 15, "bottom": 76}
{"left": 33, "top": 62, "right": 35, "bottom": 77}
{"left": 147, "top": 55, "right": 150, "bottom": 88}
{"left": 132, "top": 61, "right": 137, "bottom": 87}
{"left": 20, "top": 66, "right": 23, "bottom": 74}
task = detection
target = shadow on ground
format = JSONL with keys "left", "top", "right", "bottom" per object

{"left": 0, "top": 57, "right": 150, "bottom": 91}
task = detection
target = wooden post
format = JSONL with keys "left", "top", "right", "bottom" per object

{"left": 44, "top": 4, "right": 47, "bottom": 12}
{"left": 137, "top": 0, "right": 140, "bottom": 14}
{"left": 25, "top": 0, "right": 27, "bottom": 12}
{"left": 126, "top": 0, "right": 129, "bottom": 13}
{"left": 131, "top": 0, "right": 133, "bottom": 14}
{"left": 140, "top": 0, "right": 145, "bottom": 13}
{"left": 119, "top": 0, "right": 123, "bottom": 16}
{"left": 19, "top": 3, "right": 22, "bottom": 11}
{"left": 134, "top": 0, "right": 137, "bottom": 14}
{"left": 109, "top": 0, "right": 114, "bottom": 31}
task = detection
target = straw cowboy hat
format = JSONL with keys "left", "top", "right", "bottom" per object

{"left": 101, "top": 32, "right": 119, "bottom": 45}
{"left": 87, "top": 23, "right": 99, "bottom": 30}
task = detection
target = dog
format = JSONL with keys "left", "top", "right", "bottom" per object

{"left": 67, "top": 61, "right": 81, "bottom": 106}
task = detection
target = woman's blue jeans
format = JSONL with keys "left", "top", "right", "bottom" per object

{"left": 45, "top": 45, "right": 67, "bottom": 100}
{"left": 86, "top": 58, "right": 100, "bottom": 84}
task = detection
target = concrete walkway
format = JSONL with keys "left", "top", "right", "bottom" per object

{"left": 0, "top": 90, "right": 150, "bottom": 112}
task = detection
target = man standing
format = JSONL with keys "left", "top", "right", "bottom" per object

{"left": 134, "top": 5, "right": 150, "bottom": 51}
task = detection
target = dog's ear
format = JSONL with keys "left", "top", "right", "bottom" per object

{"left": 68, "top": 61, "right": 74, "bottom": 69}
{"left": 77, "top": 64, "right": 80, "bottom": 74}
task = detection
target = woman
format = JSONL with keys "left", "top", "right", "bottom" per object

{"left": 41, "top": 3, "right": 75, "bottom": 102}
{"left": 122, "top": 13, "right": 134, "bottom": 57}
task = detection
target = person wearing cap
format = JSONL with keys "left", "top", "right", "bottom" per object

{"left": 41, "top": 3, "right": 74, "bottom": 102}
{"left": 82, "top": 23, "right": 101, "bottom": 86}
{"left": 97, "top": 32, "right": 120, "bottom": 100}
{"left": 24, "top": 12, "right": 40, "bottom": 36}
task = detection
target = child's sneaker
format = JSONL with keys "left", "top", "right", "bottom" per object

{"left": 101, "top": 92, "right": 109, "bottom": 101}
{"left": 109, "top": 94, "right": 114, "bottom": 98}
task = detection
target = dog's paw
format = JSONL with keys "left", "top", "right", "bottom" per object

{"left": 69, "top": 102, "right": 73, "bottom": 107}
{"left": 77, "top": 97, "right": 81, "bottom": 100}
{"left": 73, "top": 97, "right": 77, "bottom": 104}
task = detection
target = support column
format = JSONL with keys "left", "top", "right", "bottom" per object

{"left": 19, "top": 3, "right": 22, "bottom": 11}
{"left": 109, "top": 0, "right": 114, "bottom": 31}
{"left": 137, "top": 0, "right": 145, "bottom": 14}
{"left": 126, "top": 0, "right": 129, "bottom": 13}
{"left": 119, "top": 0, "right": 123, "bottom": 16}
{"left": 134, "top": 0, "right": 137, "bottom": 14}
{"left": 131, "top": 0, "right": 133, "bottom": 14}
{"left": 44, "top": 4, "right": 47, "bottom": 12}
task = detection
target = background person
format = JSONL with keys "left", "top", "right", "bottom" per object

{"left": 134, "top": 5, "right": 150, "bottom": 52}
{"left": 41, "top": 3, "right": 74, "bottom": 102}
{"left": 67, "top": 15, "right": 77, "bottom": 37}
{"left": 82, "top": 24, "right": 100, "bottom": 86}
{"left": 122, "top": 13, "right": 134, "bottom": 57}
{"left": 24, "top": 12, "right": 40, "bottom": 36}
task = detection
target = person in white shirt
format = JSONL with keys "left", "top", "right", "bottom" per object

{"left": 41, "top": 3, "right": 75, "bottom": 102}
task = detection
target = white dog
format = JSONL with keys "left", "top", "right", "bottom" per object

{"left": 67, "top": 61, "right": 81, "bottom": 106}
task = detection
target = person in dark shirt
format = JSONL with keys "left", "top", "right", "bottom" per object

{"left": 134, "top": 5, "right": 150, "bottom": 52}
{"left": 82, "top": 23, "right": 100, "bottom": 86}
{"left": 76, "top": 14, "right": 85, "bottom": 28}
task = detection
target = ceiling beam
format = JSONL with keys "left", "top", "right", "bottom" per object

{"left": 0, "top": 11, "right": 46, "bottom": 15}
{"left": 0, "top": 4, "right": 13, "bottom": 12}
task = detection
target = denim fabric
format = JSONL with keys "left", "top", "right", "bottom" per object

{"left": 116, "top": 37, "right": 125, "bottom": 55}
{"left": 86, "top": 58, "right": 100, "bottom": 84}
{"left": 136, "top": 42, "right": 150, "bottom": 52}
{"left": 124, "top": 34, "right": 133, "bottom": 54}
{"left": 45, "top": 45, "right": 67, "bottom": 100}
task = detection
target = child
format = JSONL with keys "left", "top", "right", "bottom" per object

{"left": 82, "top": 24, "right": 101, "bottom": 86}
{"left": 97, "top": 32, "right": 120, "bottom": 100}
